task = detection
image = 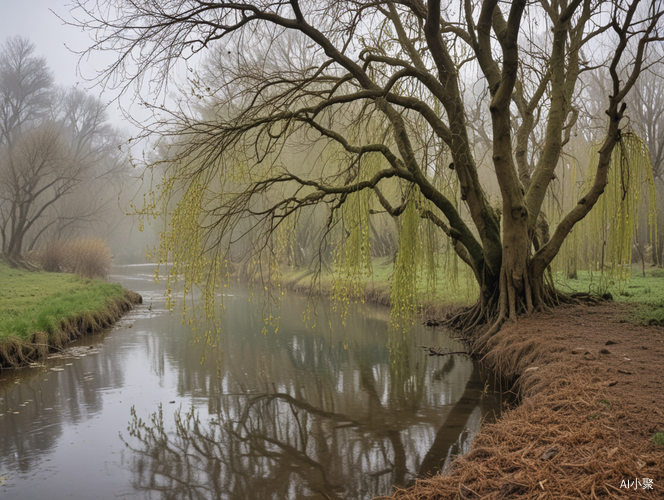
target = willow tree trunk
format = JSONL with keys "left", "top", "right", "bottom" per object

{"left": 499, "top": 205, "right": 535, "bottom": 320}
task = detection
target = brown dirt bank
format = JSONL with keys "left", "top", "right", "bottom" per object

{"left": 0, "top": 289, "right": 142, "bottom": 369}
{"left": 378, "top": 303, "right": 664, "bottom": 499}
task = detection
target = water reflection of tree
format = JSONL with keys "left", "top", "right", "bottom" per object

{"left": 122, "top": 360, "right": 488, "bottom": 500}
{"left": 118, "top": 293, "right": 497, "bottom": 498}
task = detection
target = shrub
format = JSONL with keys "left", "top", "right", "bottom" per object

{"left": 37, "top": 239, "right": 67, "bottom": 273}
{"left": 34, "top": 238, "right": 113, "bottom": 279}
{"left": 67, "top": 239, "right": 113, "bottom": 279}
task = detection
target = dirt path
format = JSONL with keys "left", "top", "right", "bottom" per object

{"left": 380, "top": 303, "right": 664, "bottom": 499}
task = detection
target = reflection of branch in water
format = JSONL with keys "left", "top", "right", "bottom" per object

{"left": 357, "top": 359, "right": 408, "bottom": 487}
{"left": 122, "top": 394, "right": 401, "bottom": 499}
{"left": 120, "top": 355, "right": 488, "bottom": 499}
{"left": 245, "top": 393, "right": 361, "bottom": 427}
{"left": 432, "top": 356, "right": 456, "bottom": 381}
{"left": 414, "top": 364, "right": 481, "bottom": 482}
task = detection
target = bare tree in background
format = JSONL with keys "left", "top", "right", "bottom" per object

{"left": 0, "top": 36, "right": 52, "bottom": 144}
{"left": 0, "top": 36, "right": 128, "bottom": 262}
{"left": 28, "top": 87, "right": 129, "bottom": 248}
{"left": 70, "top": 0, "right": 664, "bottom": 333}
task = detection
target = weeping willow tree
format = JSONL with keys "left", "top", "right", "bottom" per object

{"left": 73, "top": 0, "right": 664, "bottom": 336}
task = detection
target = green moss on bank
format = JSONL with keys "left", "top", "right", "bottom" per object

{"left": 0, "top": 261, "right": 141, "bottom": 368}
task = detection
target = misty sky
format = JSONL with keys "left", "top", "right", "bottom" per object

{"left": 0, "top": 2, "right": 83, "bottom": 85}
{"left": 0, "top": 1, "right": 135, "bottom": 132}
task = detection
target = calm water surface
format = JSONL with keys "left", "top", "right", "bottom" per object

{"left": 0, "top": 264, "right": 502, "bottom": 499}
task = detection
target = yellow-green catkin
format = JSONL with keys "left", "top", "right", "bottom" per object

{"left": 331, "top": 153, "right": 377, "bottom": 323}
{"left": 553, "top": 130, "right": 657, "bottom": 288}
{"left": 390, "top": 196, "right": 421, "bottom": 325}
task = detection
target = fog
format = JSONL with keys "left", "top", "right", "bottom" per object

{"left": 1, "top": 1, "right": 662, "bottom": 290}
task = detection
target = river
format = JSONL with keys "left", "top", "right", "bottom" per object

{"left": 0, "top": 264, "right": 503, "bottom": 499}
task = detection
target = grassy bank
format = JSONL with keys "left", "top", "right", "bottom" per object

{"left": 279, "top": 256, "right": 479, "bottom": 318}
{"left": 281, "top": 260, "right": 664, "bottom": 325}
{"left": 555, "top": 266, "right": 664, "bottom": 325}
{"left": 0, "top": 261, "right": 141, "bottom": 368}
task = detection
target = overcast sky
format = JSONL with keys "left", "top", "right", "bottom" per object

{"left": 0, "top": 1, "right": 138, "bottom": 134}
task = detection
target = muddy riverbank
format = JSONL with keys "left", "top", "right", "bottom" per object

{"left": 244, "top": 269, "right": 664, "bottom": 497}
{"left": 380, "top": 304, "right": 664, "bottom": 499}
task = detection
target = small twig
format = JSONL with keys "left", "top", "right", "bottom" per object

{"left": 415, "top": 345, "right": 469, "bottom": 356}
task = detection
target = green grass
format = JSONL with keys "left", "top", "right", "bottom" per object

{"left": 371, "top": 256, "right": 479, "bottom": 304}
{"left": 598, "top": 398, "right": 611, "bottom": 410}
{"left": 281, "top": 256, "right": 479, "bottom": 307}
{"left": 652, "top": 432, "right": 664, "bottom": 446}
{"left": 555, "top": 265, "right": 664, "bottom": 326}
{"left": 0, "top": 261, "right": 125, "bottom": 341}
{"left": 283, "top": 259, "right": 664, "bottom": 324}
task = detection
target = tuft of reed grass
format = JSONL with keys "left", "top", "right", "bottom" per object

{"left": 32, "top": 238, "right": 113, "bottom": 279}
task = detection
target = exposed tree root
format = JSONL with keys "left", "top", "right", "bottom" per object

{"left": 444, "top": 279, "right": 606, "bottom": 348}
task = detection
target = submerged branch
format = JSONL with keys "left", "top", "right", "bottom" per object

{"left": 415, "top": 345, "right": 469, "bottom": 357}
